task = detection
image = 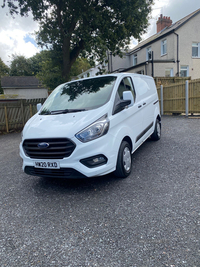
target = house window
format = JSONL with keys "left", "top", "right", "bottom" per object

{"left": 146, "top": 47, "right": 152, "bottom": 60}
{"left": 192, "top": 42, "right": 200, "bottom": 57}
{"left": 161, "top": 39, "right": 167, "bottom": 55}
{"left": 165, "top": 68, "right": 173, "bottom": 77}
{"left": 180, "top": 66, "right": 189, "bottom": 77}
{"left": 133, "top": 54, "right": 137, "bottom": 66}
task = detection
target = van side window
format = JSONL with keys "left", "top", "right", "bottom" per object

{"left": 132, "top": 77, "right": 150, "bottom": 97}
{"left": 117, "top": 77, "right": 136, "bottom": 101}
{"left": 118, "top": 80, "right": 126, "bottom": 100}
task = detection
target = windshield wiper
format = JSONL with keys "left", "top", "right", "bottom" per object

{"left": 68, "top": 109, "right": 86, "bottom": 113}
{"left": 50, "top": 109, "right": 86, "bottom": 114}
{"left": 50, "top": 109, "right": 69, "bottom": 114}
{"left": 40, "top": 111, "right": 51, "bottom": 115}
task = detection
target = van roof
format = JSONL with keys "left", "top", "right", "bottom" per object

{"left": 74, "top": 73, "right": 153, "bottom": 83}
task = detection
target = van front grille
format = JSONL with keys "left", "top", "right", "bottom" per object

{"left": 23, "top": 138, "right": 76, "bottom": 159}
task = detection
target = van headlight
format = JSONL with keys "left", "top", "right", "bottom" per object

{"left": 75, "top": 114, "right": 109, "bottom": 143}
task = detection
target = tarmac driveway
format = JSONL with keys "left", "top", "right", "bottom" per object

{"left": 0, "top": 116, "right": 199, "bottom": 266}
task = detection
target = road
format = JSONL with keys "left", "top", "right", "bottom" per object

{"left": 0, "top": 116, "right": 200, "bottom": 266}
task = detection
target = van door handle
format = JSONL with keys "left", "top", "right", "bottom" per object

{"left": 138, "top": 105, "right": 142, "bottom": 108}
{"left": 143, "top": 102, "right": 146, "bottom": 106}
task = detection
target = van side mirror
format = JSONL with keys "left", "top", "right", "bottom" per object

{"left": 37, "top": 103, "right": 42, "bottom": 112}
{"left": 113, "top": 90, "right": 134, "bottom": 115}
{"left": 123, "top": 91, "right": 134, "bottom": 107}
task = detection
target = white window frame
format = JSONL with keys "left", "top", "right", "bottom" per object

{"left": 146, "top": 47, "right": 152, "bottom": 60}
{"left": 133, "top": 54, "right": 137, "bottom": 66}
{"left": 192, "top": 42, "right": 200, "bottom": 58}
{"left": 180, "top": 66, "right": 189, "bottom": 77}
{"left": 161, "top": 39, "right": 167, "bottom": 56}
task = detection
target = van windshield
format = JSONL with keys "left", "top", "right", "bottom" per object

{"left": 40, "top": 76, "right": 117, "bottom": 115}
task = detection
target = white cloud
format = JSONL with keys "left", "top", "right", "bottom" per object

{"left": 0, "top": 4, "right": 39, "bottom": 65}
{"left": 0, "top": 29, "right": 40, "bottom": 65}
{"left": 0, "top": 0, "right": 200, "bottom": 64}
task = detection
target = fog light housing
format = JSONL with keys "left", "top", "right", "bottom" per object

{"left": 80, "top": 155, "right": 108, "bottom": 168}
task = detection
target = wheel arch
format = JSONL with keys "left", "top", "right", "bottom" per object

{"left": 121, "top": 136, "right": 133, "bottom": 153}
{"left": 157, "top": 114, "right": 161, "bottom": 122}
{"left": 114, "top": 138, "right": 132, "bottom": 178}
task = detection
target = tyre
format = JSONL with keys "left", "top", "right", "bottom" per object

{"left": 151, "top": 118, "right": 161, "bottom": 141}
{"left": 114, "top": 141, "right": 132, "bottom": 178}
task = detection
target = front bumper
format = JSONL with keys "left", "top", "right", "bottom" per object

{"left": 24, "top": 166, "right": 87, "bottom": 179}
{"left": 19, "top": 134, "right": 117, "bottom": 178}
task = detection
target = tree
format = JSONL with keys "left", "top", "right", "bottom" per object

{"left": 10, "top": 55, "right": 33, "bottom": 76}
{"left": 0, "top": 58, "right": 9, "bottom": 94}
{"left": 3, "top": 0, "right": 153, "bottom": 81}
{"left": 0, "top": 58, "right": 9, "bottom": 76}
{"left": 7, "top": 51, "right": 92, "bottom": 91}
{"left": 35, "top": 52, "right": 64, "bottom": 91}
{"left": 33, "top": 50, "right": 91, "bottom": 90}
{"left": 70, "top": 58, "right": 92, "bottom": 78}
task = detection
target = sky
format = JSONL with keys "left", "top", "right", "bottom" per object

{"left": 0, "top": 0, "right": 200, "bottom": 66}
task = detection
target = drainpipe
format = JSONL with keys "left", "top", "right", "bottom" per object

{"left": 174, "top": 31, "right": 179, "bottom": 76}
{"left": 151, "top": 51, "right": 154, "bottom": 77}
{"left": 145, "top": 62, "right": 148, "bottom": 75}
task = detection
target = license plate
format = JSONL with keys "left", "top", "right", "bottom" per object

{"left": 34, "top": 161, "right": 60, "bottom": 169}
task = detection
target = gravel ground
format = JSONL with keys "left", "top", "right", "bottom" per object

{"left": 0, "top": 116, "right": 199, "bottom": 267}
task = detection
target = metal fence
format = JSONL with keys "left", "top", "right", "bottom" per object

{"left": 0, "top": 99, "right": 46, "bottom": 133}
{"left": 157, "top": 79, "right": 200, "bottom": 115}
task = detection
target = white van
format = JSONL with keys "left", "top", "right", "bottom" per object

{"left": 20, "top": 73, "right": 161, "bottom": 179}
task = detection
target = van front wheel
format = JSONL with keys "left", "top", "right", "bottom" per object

{"left": 114, "top": 141, "right": 132, "bottom": 178}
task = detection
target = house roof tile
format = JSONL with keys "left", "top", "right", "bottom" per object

{"left": 1, "top": 76, "right": 44, "bottom": 88}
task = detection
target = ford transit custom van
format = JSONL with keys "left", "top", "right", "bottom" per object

{"left": 20, "top": 73, "right": 161, "bottom": 178}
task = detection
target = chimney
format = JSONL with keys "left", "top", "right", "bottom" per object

{"left": 156, "top": 14, "right": 172, "bottom": 33}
